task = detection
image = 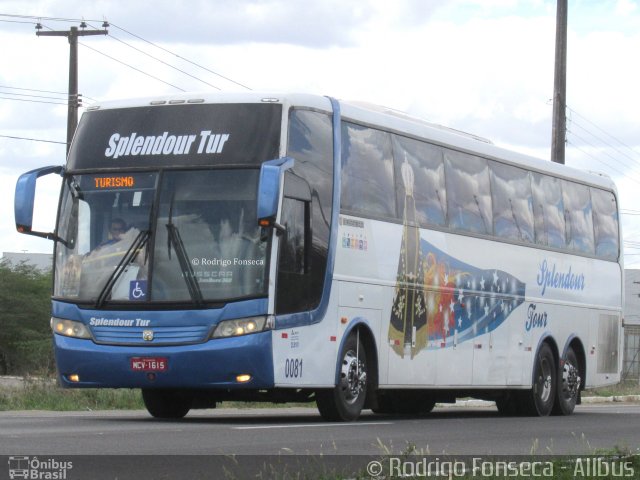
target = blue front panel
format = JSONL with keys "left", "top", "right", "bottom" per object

{"left": 52, "top": 299, "right": 274, "bottom": 389}
{"left": 54, "top": 331, "right": 274, "bottom": 389}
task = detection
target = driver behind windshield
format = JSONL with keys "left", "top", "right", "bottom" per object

{"left": 79, "top": 218, "right": 147, "bottom": 300}
{"left": 99, "top": 218, "right": 128, "bottom": 247}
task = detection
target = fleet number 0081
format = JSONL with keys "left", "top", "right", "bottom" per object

{"left": 284, "top": 358, "right": 303, "bottom": 378}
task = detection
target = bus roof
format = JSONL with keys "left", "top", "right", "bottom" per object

{"left": 86, "top": 91, "right": 617, "bottom": 193}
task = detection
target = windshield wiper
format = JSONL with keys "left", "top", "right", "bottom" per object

{"left": 165, "top": 192, "right": 204, "bottom": 306}
{"left": 95, "top": 229, "right": 150, "bottom": 308}
{"left": 166, "top": 222, "right": 204, "bottom": 307}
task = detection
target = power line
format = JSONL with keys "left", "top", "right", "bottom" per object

{"left": 569, "top": 116, "right": 640, "bottom": 171}
{"left": 109, "top": 22, "right": 252, "bottom": 90}
{"left": 566, "top": 135, "right": 640, "bottom": 184}
{"left": 84, "top": 22, "right": 221, "bottom": 91}
{"left": 0, "top": 95, "right": 67, "bottom": 106}
{"left": 0, "top": 85, "right": 67, "bottom": 96}
{"left": 0, "top": 13, "right": 105, "bottom": 24}
{"left": 0, "top": 85, "right": 97, "bottom": 102}
{"left": 0, "top": 134, "right": 66, "bottom": 145}
{"left": 0, "top": 13, "right": 252, "bottom": 94}
{"left": 79, "top": 41, "right": 186, "bottom": 92}
{"left": 566, "top": 132, "right": 640, "bottom": 186}
{"left": 568, "top": 106, "right": 640, "bottom": 161}
{"left": 37, "top": 22, "right": 191, "bottom": 94}
{"left": 0, "top": 18, "right": 38, "bottom": 25}
{"left": 0, "top": 90, "right": 70, "bottom": 102}
{"left": 568, "top": 121, "right": 640, "bottom": 175}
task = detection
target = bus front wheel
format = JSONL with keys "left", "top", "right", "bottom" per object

{"left": 316, "top": 333, "right": 368, "bottom": 422}
{"left": 142, "top": 389, "right": 192, "bottom": 419}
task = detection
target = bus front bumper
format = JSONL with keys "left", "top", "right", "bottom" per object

{"left": 53, "top": 331, "right": 274, "bottom": 389}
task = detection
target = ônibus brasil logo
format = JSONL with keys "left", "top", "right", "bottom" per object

{"left": 8, "top": 456, "right": 73, "bottom": 479}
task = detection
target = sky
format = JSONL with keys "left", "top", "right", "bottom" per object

{"left": 1, "top": 0, "right": 640, "bottom": 266}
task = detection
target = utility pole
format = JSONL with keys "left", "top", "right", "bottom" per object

{"left": 551, "top": 0, "right": 568, "bottom": 164}
{"left": 36, "top": 21, "right": 108, "bottom": 154}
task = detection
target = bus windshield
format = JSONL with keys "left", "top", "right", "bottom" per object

{"left": 54, "top": 169, "right": 268, "bottom": 305}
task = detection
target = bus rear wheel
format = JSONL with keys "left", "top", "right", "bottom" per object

{"left": 553, "top": 347, "right": 581, "bottom": 415}
{"left": 142, "top": 389, "right": 192, "bottom": 419}
{"left": 519, "top": 343, "right": 556, "bottom": 416}
{"left": 316, "top": 333, "right": 368, "bottom": 422}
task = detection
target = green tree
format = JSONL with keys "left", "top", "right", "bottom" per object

{"left": 0, "top": 260, "right": 54, "bottom": 375}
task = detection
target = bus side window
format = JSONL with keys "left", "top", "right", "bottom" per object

{"left": 279, "top": 196, "right": 310, "bottom": 275}
{"left": 341, "top": 122, "right": 396, "bottom": 219}
{"left": 276, "top": 172, "right": 313, "bottom": 314}
{"left": 392, "top": 135, "right": 447, "bottom": 227}
{"left": 562, "top": 180, "right": 595, "bottom": 255}
{"left": 592, "top": 188, "right": 619, "bottom": 260}
{"left": 490, "top": 161, "right": 534, "bottom": 243}
{"left": 444, "top": 150, "right": 492, "bottom": 235}
{"left": 531, "top": 173, "right": 566, "bottom": 249}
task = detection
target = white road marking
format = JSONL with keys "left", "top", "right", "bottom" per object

{"left": 234, "top": 421, "right": 393, "bottom": 430}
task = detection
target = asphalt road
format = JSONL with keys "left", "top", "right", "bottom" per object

{"left": 1, "top": 403, "right": 639, "bottom": 479}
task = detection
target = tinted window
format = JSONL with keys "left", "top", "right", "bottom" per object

{"left": 341, "top": 122, "right": 396, "bottom": 218}
{"left": 280, "top": 109, "right": 334, "bottom": 314}
{"left": 562, "top": 181, "right": 594, "bottom": 255}
{"left": 153, "top": 170, "right": 267, "bottom": 302}
{"left": 279, "top": 196, "right": 307, "bottom": 274}
{"left": 444, "top": 150, "right": 491, "bottom": 234}
{"left": 490, "top": 162, "right": 534, "bottom": 242}
{"left": 392, "top": 135, "right": 447, "bottom": 227}
{"left": 591, "top": 188, "right": 619, "bottom": 260}
{"left": 531, "top": 173, "right": 566, "bottom": 249}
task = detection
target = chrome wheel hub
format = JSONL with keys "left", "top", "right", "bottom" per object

{"left": 339, "top": 350, "right": 367, "bottom": 404}
{"left": 537, "top": 358, "right": 553, "bottom": 403}
{"left": 562, "top": 361, "right": 581, "bottom": 399}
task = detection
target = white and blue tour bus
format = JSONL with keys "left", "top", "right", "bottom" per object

{"left": 14, "top": 93, "right": 623, "bottom": 420}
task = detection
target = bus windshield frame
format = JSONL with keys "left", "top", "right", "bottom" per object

{"left": 53, "top": 102, "right": 282, "bottom": 307}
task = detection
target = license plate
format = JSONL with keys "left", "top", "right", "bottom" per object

{"left": 130, "top": 357, "right": 168, "bottom": 372}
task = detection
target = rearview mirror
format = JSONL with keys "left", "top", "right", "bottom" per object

{"left": 256, "top": 157, "right": 294, "bottom": 226}
{"left": 15, "top": 165, "right": 64, "bottom": 240}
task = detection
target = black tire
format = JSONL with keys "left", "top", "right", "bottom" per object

{"left": 396, "top": 395, "right": 436, "bottom": 415}
{"left": 496, "top": 391, "right": 521, "bottom": 416}
{"left": 316, "top": 334, "right": 367, "bottom": 422}
{"left": 552, "top": 347, "right": 581, "bottom": 415}
{"left": 371, "top": 392, "right": 395, "bottom": 414}
{"left": 519, "top": 343, "right": 556, "bottom": 416}
{"left": 142, "top": 389, "right": 192, "bottom": 419}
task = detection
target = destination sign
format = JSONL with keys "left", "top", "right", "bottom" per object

{"left": 67, "top": 103, "right": 281, "bottom": 170}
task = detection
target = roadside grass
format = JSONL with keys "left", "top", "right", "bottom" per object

{"left": 584, "top": 380, "right": 640, "bottom": 397}
{"left": 0, "top": 377, "right": 314, "bottom": 411}
{"left": 0, "top": 379, "right": 144, "bottom": 411}
{"left": 1, "top": 376, "right": 639, "bottom": 412}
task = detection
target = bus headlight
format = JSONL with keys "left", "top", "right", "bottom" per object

{"left": 50, "top": 317, "right": 92, "bottom": 339}
{"left": 211, "top": 316, "right": 272, "bottom": 338}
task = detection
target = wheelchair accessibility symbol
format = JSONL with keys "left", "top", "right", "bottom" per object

{"left": 129, "top": 280, "right": 147, "bottom": 301}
